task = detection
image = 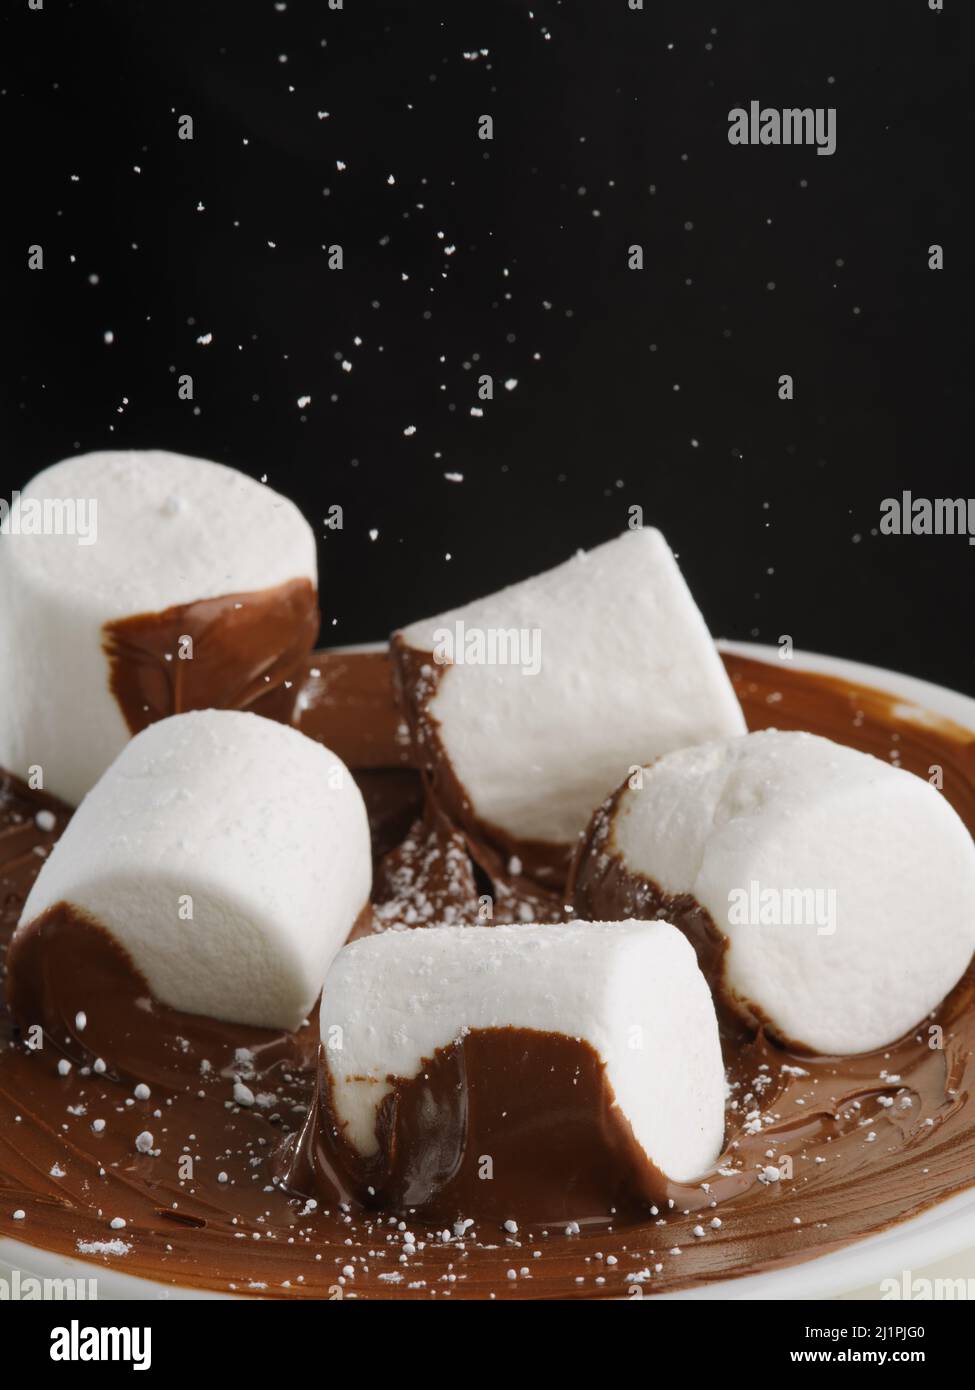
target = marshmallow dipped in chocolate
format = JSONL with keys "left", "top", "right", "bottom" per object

{"left": 6, "top": 459, "right": 743, "bottom": 1223}
{"left": 4, "top": 449, "right": 975, "bottom": 1298}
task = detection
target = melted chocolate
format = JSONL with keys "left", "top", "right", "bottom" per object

{"left": 1, "top": 650, "right": 975, "bottom": 1299}
{"left": 569, "top": 781, "right": 732, "bottom": 992}
{"left": 390, "top": 638, "right": 574, "bottom": 889}
{"left": 371, "top": 796, "right": 563, "bottom": 931}
{"left": 104, "top": 578, "right": 319, "bottom": 734}
{"left": 292, "top": 649, "right": 413, "bottom": 771}
{"left": 287, "top": 1029, "right": 667, "bottom": 1227}
{"left": 7, "top": 901, "right": 319, "bottom": 1094}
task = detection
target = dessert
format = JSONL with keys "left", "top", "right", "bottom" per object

{"left": 0, "top": 450, "right": 318, "bottom": 805}
{"left": 10, "top": 709, "right": 370, "bottom": 1032}
{"left": 392, "top": 527, "right": 745, "bottom": 882}
{"left": 1, "top": 450, "right": 975, "bottom": 1300}
{"left": 571, "top": 729, "right": 975, "bottom": 1054}
{"left": 294, "top": 920, "right": 725, "bottom": 1221}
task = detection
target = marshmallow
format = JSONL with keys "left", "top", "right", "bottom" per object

{"left": 576, "top": 730, "right": 975, "bottom": 1054}
{"left": 0, "top": 450, "right": 318, "bottom": 805}
{"left": 394, "top": 528, "right": 745, "bottom": 851}
{"left": 321, "top": 920, "right": 726, "bottom": 1184}
{"left": 13, "top": 709, "right": 371, "bottom": 1030}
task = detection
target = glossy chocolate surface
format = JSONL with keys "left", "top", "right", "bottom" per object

{"left": 104, "top": 577, "right": 319, "bottom": 734}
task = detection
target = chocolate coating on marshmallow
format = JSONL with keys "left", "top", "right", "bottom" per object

{"left": 11, "top": 709, "right": 371, "bottom": 1031}
{"left": 295, "top": 921, "right": 726, "bottom": 1218}
{"left": 392, "top": 528, "right": 745, "bottom": 877}
{"left": 0, "top": 450, "right": 318, "bottom": 804}
{"left": 573, "top": 729, "right": 975, "bottom": 1054}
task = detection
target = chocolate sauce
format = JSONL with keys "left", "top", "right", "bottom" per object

{"left": 287, "top": 1028, "right": 669, "bottom": 1227}
{"left": 390, "top": 638, "right": 574, "bottom": 889}
{"left": 2, "top": 650, "right": 975, "bottom": 1299}
{"left": 569, "top": 781, "right": 732, "bottom": 993}
{"left": 292, "top": 648, "right": 413, "bottom": 771}
{"left": 315, "top": 647, "right": 562, "bottom": 927}
{"left": 370, "top": 795, "right": 563, "bottom": 930}
{"left": 104, "top": 578, "right": 319, "bottom": 734}
{"left": 6, "top": 901, "right": 319, "bottom": 1094}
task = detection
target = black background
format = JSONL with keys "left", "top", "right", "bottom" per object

{"left": 2, "top": 0, "right": 971, "bottom": 689}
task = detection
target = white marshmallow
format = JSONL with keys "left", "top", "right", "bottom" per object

{"left": 604, "top": 730, "right": 975, "bottom": 1053}
{"left": 16, "top": 709, "right": 370, "bottom": 1030}
{"left": 396, "top": 528, "right": 745, "bottom": 846}
{"left": 321, "top": 921, "right": 726, "bottom": 1183}
{"left": 0, "top": 450, "right": 317, "bottom": 805}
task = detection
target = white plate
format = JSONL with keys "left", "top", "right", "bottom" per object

{"left": 3, "top": 641, "right": 974, "bottom": 1300}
